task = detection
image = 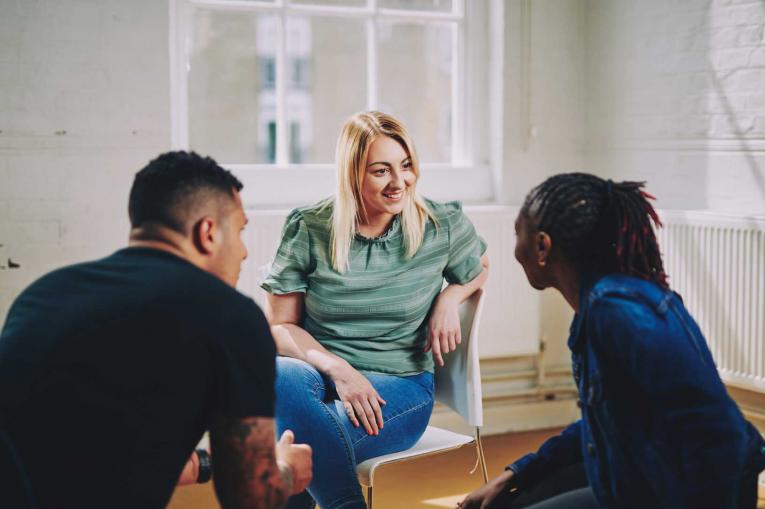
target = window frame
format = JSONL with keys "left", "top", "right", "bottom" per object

{"left": 169, "top": 0, "right": 503, "bottom": 206}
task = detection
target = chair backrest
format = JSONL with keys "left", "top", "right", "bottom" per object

{"left": 434, "top": 288, "right": 486, "bottom": 427}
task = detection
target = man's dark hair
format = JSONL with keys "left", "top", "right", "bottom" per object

{"left": 521, "top": 172, "right": 669, "bottom": 288}
{"left": 128, "top": 151, "right": 243, "bottom": 234}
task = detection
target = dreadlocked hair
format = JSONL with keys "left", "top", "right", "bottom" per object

{"left": 520, "top": 172, "right": 669, "bottom": 288}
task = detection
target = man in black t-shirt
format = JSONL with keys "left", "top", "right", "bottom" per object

{"left": 0, "top": 151, "right": 312, "bottom": 508}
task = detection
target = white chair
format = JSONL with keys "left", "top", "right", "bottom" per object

{"left": 356, "top": 289, "right": 489, "bottom": 509}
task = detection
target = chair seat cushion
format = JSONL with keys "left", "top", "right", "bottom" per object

{"left": 356, "top": 426, "right": 476, "bottom": 487}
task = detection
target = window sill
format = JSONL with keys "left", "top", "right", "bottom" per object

{"left": 230, "top": 163, "right": 496, "bottom": 208}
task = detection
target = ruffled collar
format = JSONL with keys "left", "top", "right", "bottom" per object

{"left": 354, "top": 214, "right": 401, "bottom": 244}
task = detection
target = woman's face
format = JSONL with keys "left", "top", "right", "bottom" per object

{"left": 360, "top": 136, "right": 416, "bottom": 221}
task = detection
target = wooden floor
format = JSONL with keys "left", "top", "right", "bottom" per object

{"left": 168, "top": 427, "right": 765, "bottom": 509}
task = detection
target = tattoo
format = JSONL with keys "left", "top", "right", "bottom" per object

{"left": 234, "top": 422, "right": 252, "bottom": 446}
{"left": 210, "top": 417, "right": 290, "bottom": 509}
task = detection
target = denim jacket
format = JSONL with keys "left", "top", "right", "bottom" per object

{"left": 509, "top": 274, "right": 765, "bottom": 509}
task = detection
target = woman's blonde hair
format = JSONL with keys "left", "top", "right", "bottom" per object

{"left": 331, "top": 111, "right": 435, "bottom": 273}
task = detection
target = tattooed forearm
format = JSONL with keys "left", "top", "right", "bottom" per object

{"left": 234, "top": 421, "right": 255, "bottom": 446}
{"left": 210, "top": 417, "right": 291, "bottom": 509}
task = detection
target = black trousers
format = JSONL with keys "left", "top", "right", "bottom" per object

{"left": 507, "top": 462, "right": 595, "bottom": 509}
{"left": 506, "top": 462, "right": 760, "bottom": 509}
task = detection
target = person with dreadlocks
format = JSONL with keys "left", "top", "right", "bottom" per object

{"left": 458, "top": 173, "right": 765, "bottom": 509}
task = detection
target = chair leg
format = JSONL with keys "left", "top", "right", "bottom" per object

{"left": 365, "top": 485, "right": 373, "bottom": 509}
{"left": 475, "top": 427, "right": 489, "bottom": 484}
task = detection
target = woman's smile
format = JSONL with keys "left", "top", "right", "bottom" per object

{"left": 382, "top": 189, "right": 403, "bottom": 201}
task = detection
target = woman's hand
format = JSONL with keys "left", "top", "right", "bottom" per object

{"left": 331, "top": 364, "right": 386, "bottom": 435}
{"left": 457, "top": 470, "right": 518, "bottom": 509}
{"left": 426, "top": 292, "right": 461, "bottom": 367}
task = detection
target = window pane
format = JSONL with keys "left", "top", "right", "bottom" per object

{"left": 189, "top": 10, "right": 277, "bottom": 164}
{"left": 286, "top": 16, "right": 367, "bottom": 163}
{"left": 290, "top": 0, "right": 366, "bottom": 6}
{"left": 378, "top": 0, "right": 452, "bottom": 12}
{"left": 378, "top": 21, "right": 452, "bottom": 163}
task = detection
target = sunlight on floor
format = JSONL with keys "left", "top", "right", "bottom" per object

{"left": 421, "top": 494, "right": 466, "bottom": 508}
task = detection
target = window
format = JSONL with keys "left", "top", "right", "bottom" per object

{"left": 170, "top": 0, "right": 500, "bottom": 206}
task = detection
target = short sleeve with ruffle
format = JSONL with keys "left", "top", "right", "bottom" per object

{"left": 442, "top": 202, "right": 488, "bottom": 285}
{"left": 261, "top": 209, "right": 313, "bottom": 295}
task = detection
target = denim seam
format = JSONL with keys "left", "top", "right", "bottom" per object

{"left": 313, "top": 388, "right": 357, "bottom": 468}
{"left": 316, "top": 405, "right": 366, "bottom": 509}
{"left": 287, "top": 366, "right": 363, "bottom": 508}
{"left": 307, "top": 384, "right": 365, "bottom": 509}
{"left": 351, "top": 398, "right": 433, "bottom": 448}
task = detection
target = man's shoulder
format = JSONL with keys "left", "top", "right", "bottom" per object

{"left": 174, "top": 269, "right": 265, "bottom": 329}
{"left": 24, "top": 248, "right": 256, "bottom": 315}
{"left": 6, "top": 255, "right": 122, "bottom": 315}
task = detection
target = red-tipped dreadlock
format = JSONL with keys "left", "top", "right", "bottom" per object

{"left": 521, "top": 172, "right": 669, "bottom": 288}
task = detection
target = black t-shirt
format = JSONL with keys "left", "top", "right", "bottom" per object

{"left": 0, "top": 247, "right": 275, "bottom": 508}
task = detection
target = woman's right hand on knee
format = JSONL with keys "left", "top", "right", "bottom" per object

{"left": 331, "top": 364, "right": 386, "bottom": 436}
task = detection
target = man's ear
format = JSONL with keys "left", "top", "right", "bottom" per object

{"left": 193, "top": 217, "right": 219, "bottom": 255}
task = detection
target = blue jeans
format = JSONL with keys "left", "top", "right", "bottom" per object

{"left": 275, "top": 356, "right": 434, "bottom": 509}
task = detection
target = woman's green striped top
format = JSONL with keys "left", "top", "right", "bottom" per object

{"left": 261, "top": 198, "right": 487, "bottom": 375}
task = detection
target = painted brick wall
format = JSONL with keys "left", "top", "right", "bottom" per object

{"left": 4, "top": 0, "right": 761, "bottom": 342}
{"left": 0, "top": 0, "right": 591, "bottom": 336}
{"left": 586, "top": 0, "right": 765, "bottom": 215}
{"left": 0, "top": 0, "right": 171, "bottom": 321}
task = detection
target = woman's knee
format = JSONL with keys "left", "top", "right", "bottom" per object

{"left": 275, "top": 357, "right": 325, "bottom": 405}
{"left": 276, "top": 357, "right": 322, "bottom": 385}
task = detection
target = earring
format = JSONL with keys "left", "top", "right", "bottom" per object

{"left": 539, "top": 258, "right": 546, "bottom": 267}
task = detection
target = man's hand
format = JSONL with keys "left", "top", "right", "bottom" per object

{"left": 275, "top": 430, "right": 313, "bottom": 495}
{"left": 426, "top": 293, "right": 461, "bottom": 367}
{"left": 457, "top": 470, "right": 518, "bottom": 509}
{"left": 176, "top": 450, "right": 201, "bottom": 486}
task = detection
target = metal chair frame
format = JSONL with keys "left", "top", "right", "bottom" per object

{"left": 357, "top": 289, "right": 489, "bottom": 509}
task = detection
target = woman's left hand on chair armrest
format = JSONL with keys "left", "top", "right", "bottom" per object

{"left": 426, "top": 292, "right": 462, "bottom": 367}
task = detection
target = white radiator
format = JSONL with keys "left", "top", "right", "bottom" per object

{"left": 657, "top": 211, "right": 765, "bottom": 393}
{"left": 239, "top": 205, "right": 542, "bottom": 359}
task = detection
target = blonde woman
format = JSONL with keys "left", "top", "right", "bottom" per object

{"left": 262, "top": 111, "right": 489, "bottom": 509}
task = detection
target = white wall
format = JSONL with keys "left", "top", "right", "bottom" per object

{"left": 503, "top": 0, "right": 765, "bottom": 369}
{"left": 585, "top": 0, "right": 765, "bottom": 216}
{"left": 4, "top": 0, "right": 760, "bottom": 374}
{"left": 502, "top": 0, "right": 589, "bottom": 367}
{"left": 0, "top": 0, "right": 171, "bottom": 318}
{"left": 0, "top": 0, "right": 583, "bottom": 371}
